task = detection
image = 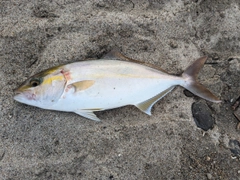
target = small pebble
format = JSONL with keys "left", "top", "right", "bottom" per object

{"left": 219, "top": 12, "right": 225, "bottom": 18}
{"left": 231, "top": 156, "right": 237, "bottom": 159}
{"left": 212, "top": 55, "right": 219, "bottom": 60}
{"left": 206, "top": 156, "right": 211, "bottom": 161}
{"left": 229, "top": 58, "right": 240, "bottom": 72}
{"left": 207, "top": 173, "right": 212, "bottom": 179}
{"left": 169, "top": 40, "right": 178, "bottom": 48}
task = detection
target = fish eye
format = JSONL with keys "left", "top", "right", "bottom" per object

{"left": 30, "top": 78, "right": 42, "bottom": 87}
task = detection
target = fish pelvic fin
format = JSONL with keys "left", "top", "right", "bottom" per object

{"left": 135, "top": 86, "right": 175, "bottom": 115}
{"left": 74, "top": 110, "right": 101, "bottom": 121}
{"left": 181, "top": 56, "right": 221, "bottom": 103}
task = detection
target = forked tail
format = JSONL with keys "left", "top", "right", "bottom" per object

{"left": 181, "top": 56, "right": 221, "bottom": 103}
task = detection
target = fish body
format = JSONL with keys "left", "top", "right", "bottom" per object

{"left": 52, "top": 60, "right": 182, "bottom": 111}
{"left": 14, "top": 51, "right": 221, "bottom": 121}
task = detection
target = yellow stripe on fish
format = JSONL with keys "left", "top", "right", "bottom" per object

{"left": 42, "top": 75, "right": 65, "bottom": 85}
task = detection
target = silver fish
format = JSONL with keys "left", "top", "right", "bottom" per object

{"left": 14, "top": 50, "right": 221, "bottom": 121}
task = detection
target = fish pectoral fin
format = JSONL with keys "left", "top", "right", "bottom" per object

{"left": 74, "top": 110, "right": 101, "bottom": 121}
{"left": 135, "top": 87, "right": 175, "bottom": 115}
{"left": 70, "top": 80, "right": 95, "bottom": 92}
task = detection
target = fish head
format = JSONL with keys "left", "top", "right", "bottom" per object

{"left": 14, "top": 66, "right": 67, "bottom": 108}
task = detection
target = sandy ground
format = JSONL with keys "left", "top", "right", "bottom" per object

{"left": 1, "top": 0, "right": 240, "bottom": 179}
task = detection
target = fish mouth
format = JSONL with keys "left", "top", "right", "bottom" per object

{"left": 13, "top": 88, "right": 27, "bottom": 101}
{"left": 14, "top": 91, "right": 21, "bottom": 95}
{"left": 13, "top": 90, "right": 28, "bottom": 103}
{"left": 13, "top": 86, "right": 29, "bottom": 94}
{"left": 13, "top": 88, "right": 23, "bottom": 95}
{"left": 13, "top": 89, "right": 37, "bottom": 101}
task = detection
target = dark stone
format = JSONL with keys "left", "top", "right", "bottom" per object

{"left": 191, "top": 102, "right": 214, "bottom": 131}
{"left": 229, "top": 139, "right": 240, "bottom": 157}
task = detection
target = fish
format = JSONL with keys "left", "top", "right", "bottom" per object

{"left": 14, "top": 50, "right": 221, "bottom": 121}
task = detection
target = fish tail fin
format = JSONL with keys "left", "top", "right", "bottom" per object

{"left": 181, "top": 56, "right": 221, "bottom": 103}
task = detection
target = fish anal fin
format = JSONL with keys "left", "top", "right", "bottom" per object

{"left": 135, "top": 87, "right": 175, "bottom": 115}
{"left": 69, "top": 80, "right": 95, "bottom": 92}
{"left": 74, "top": 110, "right": 101, "bottom": 121}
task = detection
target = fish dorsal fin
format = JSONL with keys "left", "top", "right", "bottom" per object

{"left": 74, "top": 110, "right": 101, "bottom": 121}
{"left": 70, "top": 80, "right": 95, "bottom": 92}
{"left": 103, "top": 49, "right": 150, "bottom": 63}
{"left": 103, "top": 50, "right": 169, "bottom": 74}
{"left": 102, "top": 49, "right": 132, "bottom": 61}
{"left": 135, "top": 86, "right": 175, "bottom": 115}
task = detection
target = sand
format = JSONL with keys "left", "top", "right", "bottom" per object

{"left": 1, "top": 0, "right": 240, "bottom": 179}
